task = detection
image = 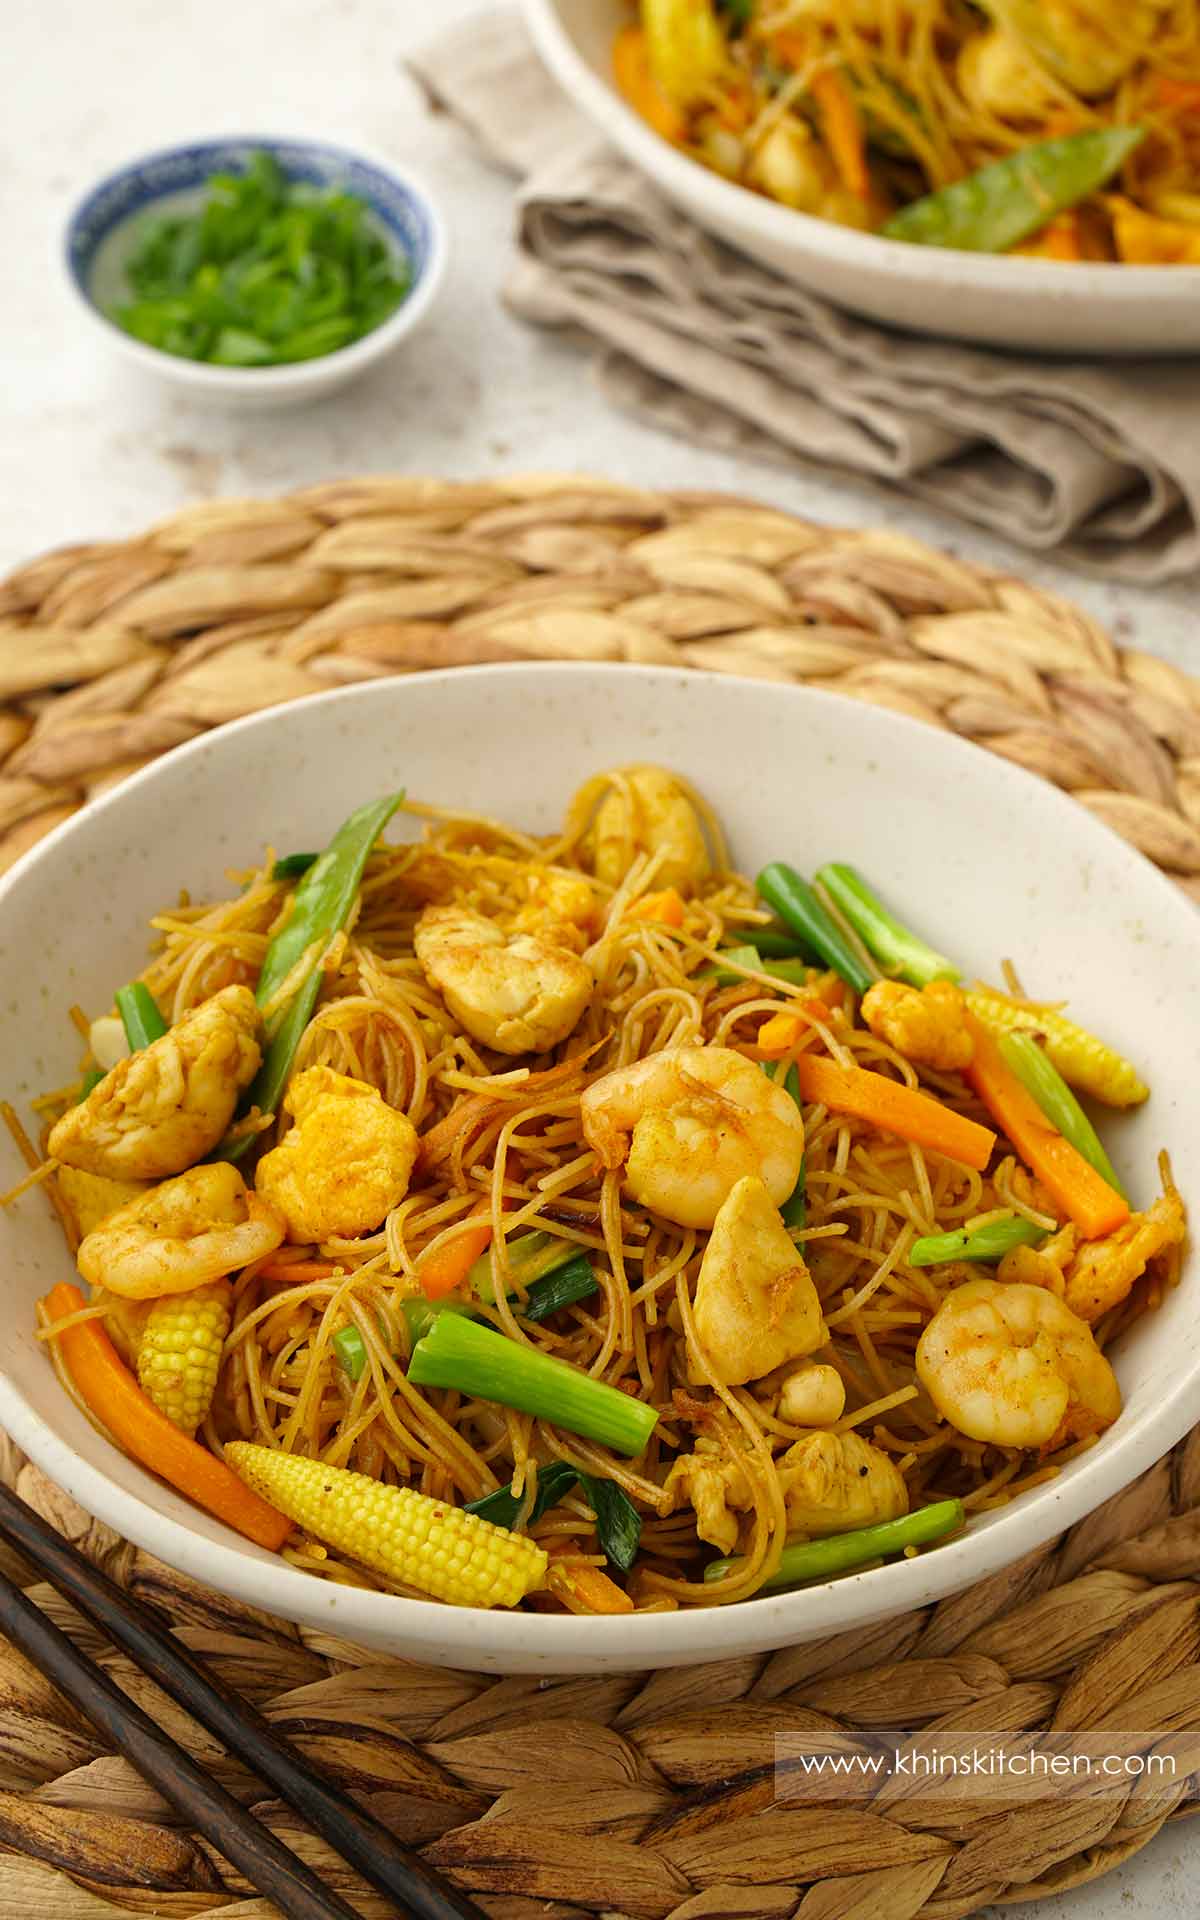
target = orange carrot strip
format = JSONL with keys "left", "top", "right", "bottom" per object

{"left": 792, "top": 1055, "right": 996, "bottom": 1171}
{"left": 256, "top": 1259, "right": 341, "bottom": 1283}
{"left": 963, "top": 1019, "right": 1129, "bottom": 1239}
{"left": 1158, "top": 78, "right": 1200, "bottom": 112}
{"left": 1033, "top": 213, "right": 1082, "bottom": 261}
{"left": 613, "top": 25, "right": 687, "bottom": 142}
{"left": 418, "top": 1200, "right": 494, "bottom": 1301}
{"left": 773, "top": 30, "right": 811, "bottom": 68}
{"left": 628, "top": 887, "right": 685, "bottom": 927}
{"left": 547, "top": 1555, "right": 635, "bottom": 1615}
{"left": 812, "top": 69, "right": 869, "bottom": 199}
{"left": 756, "top": 1004, "right": 836, "bottom": 1058}
{"left": 42, "top": 1283, "right": 291, "bottom": 1551}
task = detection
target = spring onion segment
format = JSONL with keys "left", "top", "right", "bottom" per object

{"left": 466, "top": 1460, "right": 642, "bottom": 1571}
{"left": 908, "top": 1217, "right": 1046, "bottom": 1267}
{"left": 115, "top": 982, "right": 168, "bottom": 1051}
{"left": 816, "top": 864, "right": 959, "bottom": 987}
{"left": 408, "top": 1312, "right": 658, "bottom": 1456}
{"left": 705, "top": 1497, "right": 964, "bottom": 1590}
{"left": 756, "top": 863, "right": 875, "bottom": 996}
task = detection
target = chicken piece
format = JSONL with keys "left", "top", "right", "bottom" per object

{"left": 76, "top": 1163, "right": 285, "bottom": 1301}
{"left": 581, "top": 1046, "right": 805, "bottom": 1229}
{"left": 48, "top": 986, "right": 261, "bottom": 1181}
{"left": 692, "top": 1175, "right": 824, "bottom": 1385}
{"left": 510, "top": 869, "right": 598, "bottom": 947}
{"left": 1062, "top": 1190, "right": 1186, "bottom": 1325}
{"left": 55, "top": 1167, "right": 149, "bottom": 1243}
{"left": 1108, "top": 199, "right": 1200, "bottom": 266}
{"left": 979, "top": 0, "right": 1171, "bottom": 97}
{"left": 958, "top": 29, "right": 1060, "bottom": 121}
{"left": 998, "top": 1222, "right": 1077, "bottom": 1295}
{"left": 861, "top": 979, "right": 974, "bottom": 1073}
{"left": 665, "top": 1440, "right": 753, "bottom": 1554}
{"left": 778, "top": 1361, "right": 846, "bottom": 1427}
{"left": 414, "top": 906, "right": 593, "bottom": 1057}
{"left": 779, "top": 1430, "right": 909, "bottom": 1535}
{"left": 579, "top": 765, "right": 710, "bottom": 896}
{"left": 255, "top": 1067, "right": 419, "bottom": 1244}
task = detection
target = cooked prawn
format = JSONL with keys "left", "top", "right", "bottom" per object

{"left": 916, "top": 1277, "right": 1121, "bottom": 1449}
{"left": 76, "top": 1164, "right": 284, "bottom": 1301}
{"left": 580, "top": 1045, "right": 805, "bottom": 1229}
{"left": 414, "top": 906, "right": 592, "bottom": 1056}
{"left": 573, "top": 764, "right": 711, "bottom": 896}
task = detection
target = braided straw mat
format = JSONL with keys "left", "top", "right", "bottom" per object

{"left": 2, "top": 473, "right": 1200, "bottom": 1920}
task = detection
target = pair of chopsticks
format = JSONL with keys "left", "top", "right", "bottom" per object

{"left": 0, "top": 1479, "right": 486, "bottom": 1920}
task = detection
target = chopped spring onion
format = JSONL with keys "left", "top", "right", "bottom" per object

{"left": 815, "top": 864, "right": 959, "bottom": 988}
{"left": 466, "top": 1460, "right": 642, "bottom": 1571}
{"left": 115, "top": 982, "right": 168, "bottom": 1052}
{"left": 332, "top": 1325, "right": 369, "bottom": 1382}
{"left": 469, "top": 1228, "right": 579, "bottom": 1305}
{"left": 402, "top": 1254, "right": 599, "bottom": 1345}
{"left": 77, "top": 1067, "right": 105, "bottom": 1103}
{"left": 998, "top": 1030, "right": 1127, "bottom": 1200}
{"left": 722, "top": 926, "right": 808, "bottom": 959}
{"left": 705, "top": 1497, "right": 964, "bottom": 1589}
{"left": 707, "top": 944, "right": 815, "bottom": 988}
{"left": 908, "top": 1217, "right": 1047, "bottom": 1267}
{"left": 408, "top": 1312, "right": 658, "bottom": 1456}
{"left": 756, "top": 863, "right": 874, "bottom": 997}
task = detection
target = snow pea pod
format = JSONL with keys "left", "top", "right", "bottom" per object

{"left": 884, "top": 128, "right": 1144, "bottom": 253}
{"left": 223, "top": 791, "right": 403, "bottom": 1157}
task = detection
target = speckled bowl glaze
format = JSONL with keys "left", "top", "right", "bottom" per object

{"left": 523, "top": 0, "right": 1200, "bottom": 357}
{"left": 0, "top": 665, "right": 1196, "bottom": 1673}
{"left": 63, "top": 135, "right": 446, "bottom": 406}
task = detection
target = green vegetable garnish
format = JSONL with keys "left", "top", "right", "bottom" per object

{"left": 112, "top": 149, "right": 413, "bottom": 367}
{"left": 815, "top": 865, "right": 959, "bottom": 989}
{"left": 271, "top": 852, "right": 318, "bottom": 881}
{"left": 998, "top": 1031, "right": 1127, "bottom": 1199}
{"left": 115, "top": 982, "right": 168, "bottom": 1052}
{"left": 883, "top": 128, "right": 1144, "bottom": 253}
{"left": 520, "top": 1255, "right": 600, "bottom": 1323}
{"left": 908, "top": 1217, "right": 1047, "bottom": 1267}
{"left": 223, "top": 791, "right": 403, "bottom": 1157}
{"left": 723, "top": 926, "right": 808, "bottom": 959}
{"left": 704, "top": 1498, "right": 964, "bottom": 1590}
{"left": 408, "top": 1313, "right": 658, "bottom": 1456}
{"left": 332, "top": 1325, "right": 369, "bottom": 1382}
{"left": 756, "top": 863, "right": 875, "bottom": 997}
{"left": 466, "top": 1461, "right": 642, "bottom": 1571}
{"left": 706, "top": 944, "right": 814, "bottom": 988}
{"left": 468, "top": 1228, "right": 579, "bottom": 1305}
{"left": 77, "top": 1066, "right": 105, "bottom": 1103}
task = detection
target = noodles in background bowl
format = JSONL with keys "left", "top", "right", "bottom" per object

{"left": 6, "top": 767, "right": 1185, "bottom": 1613}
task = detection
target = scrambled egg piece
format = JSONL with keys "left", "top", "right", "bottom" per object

{"left": 665, "top": 1440, "right": 752, "bottom": 1554}
{"left": 583, "top": 765, "right": 710, "bottom": 896}
{"left": 77, "top": 1163, "right": 284, "bottom": 1301}
{"left": 861, "top": 979, "right": 974, "bottom": 1073}
{"left": 1062, "top": 1190, "right": 1186, "bottom": 1325}
{"left": 779, "top": 1430, "right": 909, "bottom": 1535}
{"left": 256, "top": 1067, "right": 419, "bottom": 1244}
{"left": 55, "top": 1167, "right": 148, "bottom": 1242}
{"left": 510, "top": 870, "right": 598, "bottom": 947}
{"left": 692, "top": 1175, "right": 824, "bottom": 1385}
{"left": 48, "top": 986, "right": 261, "bottom": 1181}
{"left": 414, "top": 905, "right": 592, "bottom": 1056}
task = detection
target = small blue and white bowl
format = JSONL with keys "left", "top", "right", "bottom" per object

{"left": 64, "top": 135, "right": 447, "bottom": 407}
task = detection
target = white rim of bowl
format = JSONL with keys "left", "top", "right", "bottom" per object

{"left": 2, "top": 663, "right": 1198, "bottom": 1664}
{"left": 521, "top": 0, "right": 1200, "bottom": 297}
{"left": 60, "top": 132, "right": 448, "bottom": 389}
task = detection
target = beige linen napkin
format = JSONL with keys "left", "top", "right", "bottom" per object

{"left": 411, "top": 10, "right": 1200, "bottom": 582}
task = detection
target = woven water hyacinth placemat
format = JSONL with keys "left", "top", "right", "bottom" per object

{"left": 1, "top": 474, "right": 1200, "bottom": 1918}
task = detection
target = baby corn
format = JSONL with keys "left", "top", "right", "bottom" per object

{"left": 136, "top": 1282, "right": 231, "bottom": 1434}
{"left": 225, "top": 1444, "right": 549, "bottom": 1607}
{"left": 965, "top": 991, "right": 1147, "bottom": 1107}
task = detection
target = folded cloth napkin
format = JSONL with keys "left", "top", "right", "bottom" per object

{"left": 410, "top": 10, "right": 1200, "bottom": 582}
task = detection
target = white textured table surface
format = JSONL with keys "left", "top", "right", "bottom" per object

{"left": 5, "top": 3, "right": 1199, "bottom": 1913}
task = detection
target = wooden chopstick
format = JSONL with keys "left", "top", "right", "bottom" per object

{"left": 0, "top": 1481, "right": 486, "bottom": 1920}
{"left": 0, "top": 1561, "right": 365, "bottom": 1920}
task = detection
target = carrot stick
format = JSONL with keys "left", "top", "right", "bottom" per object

{"left": 812, "top": 69, "right": 869, "bottom": 199}
{"left": 963, "top": 1019, "right": 1129, "bottom": 1239}
{"left": 628, "top": 887, "right": 685, "bottom": 927}
{"left": 547, "top": 1555, "right": 635, "bottom": 1615}
{"left": 42, "top": 1283, "right": 291, "bottom": 1551}
{"left": 256, "top": 1259, "right": 341, "bottom": 1283}
{"left": 613, "top": 25, "right": 687, "bottom": 142}
{"left": 418, "top": 1200, "right": 494, "bottom": 1301}
{"left": 1157, "top": 78, "right": 1200, "bottom": 112}
{"left": 792, "top": 1054, "right": 996, "bottom": 1171}
{"left": 755, "top": 1004, "right": 839, "bottom": 1057}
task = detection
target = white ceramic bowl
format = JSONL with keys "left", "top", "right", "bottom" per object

{"left": 63, "top": 136, "right": 447, "bottom": 407}
{"left": 522, "top": 0, "right": 1200, "bottom": 357}
{"left": 1, "top": 665, "right": 1196, "bottom": 1674}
